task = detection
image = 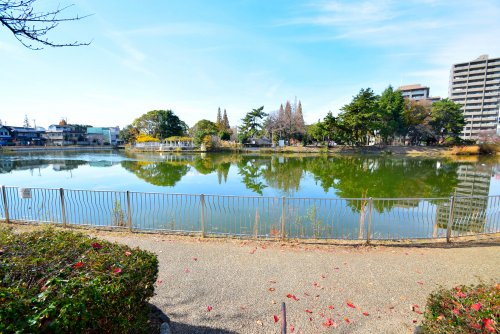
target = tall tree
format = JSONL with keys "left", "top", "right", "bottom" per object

{"left": 119, "top": 125, "right": 139, "bottom": 144}
{"left": 238, "top": 106, "right": 268, "bottom": 142}
{"left": 402, "top": 99, "right": 433, "bottom": 145}
{"left": 284, "top": 101, "right": 293, "bottom": 140}
{"left": 216, "top": 107, "right": 223, "bottom": 131}
{"left": 429, "top": 98, "right": 465, "bottom": 142}
{"left": 293, "top": 100, "right": 306, "bottom": 140}
{"left": 378, "top": 86, "right": 405, "bottom": 144}
{"left": 132, "top": 110, "right": 187, "bottom": 140}
{"left": 0, "top": 0, "right": 90, "bottom": 49}
{"left": 222, "top": 109, "right": 230, "bottom": 129}
{"left": 337, "top": 88, "right": 380, "bottom": 145}
{"left": 190, "top": 119, "right": 218, "bottom": 146}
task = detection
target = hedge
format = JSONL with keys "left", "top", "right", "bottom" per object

{"left": 422, "top": 283, "right": 499, "bottom": 333}
{"left": 0, "top": 226, "right": 159, "bottom": 333}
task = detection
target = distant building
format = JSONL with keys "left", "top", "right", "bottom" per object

{"left": 86, "top": 127, "right": 120, "bottom": 145}
{"left": 0, "top": 126, "right": 12, "bottom": 146}
{"left": 449, "top": 54, "right": 500, "bottom": 139}
{"left": 43, "top": 124, "right": 87, "bottom": 146}
{"left": 3, "top": 126, "right": 45, "bottom": 146}
{"left": 398, "top": 84, "right": 441, "bottom": 102}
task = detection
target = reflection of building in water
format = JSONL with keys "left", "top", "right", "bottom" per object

{"left": 0, "top": 160, "right": 14, "bottom": 173}
{"left": 435, "top": 164, "right": 491, "bottom": 234}
{"left": 88, "top": 161, "right": 114, "bottom": 167}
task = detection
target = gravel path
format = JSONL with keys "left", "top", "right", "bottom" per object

{"left": 93, "top": 232, "right": 500, "bottom": 334}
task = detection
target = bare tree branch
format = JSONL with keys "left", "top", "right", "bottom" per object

{"left": 0, "top": 0, "right": 91, "bottom": 50}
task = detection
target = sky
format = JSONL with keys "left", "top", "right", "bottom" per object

{"left": 1, "top": 0, "right": 500, "bottom": 130}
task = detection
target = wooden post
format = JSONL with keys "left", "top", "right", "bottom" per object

{"left": 281, "top": 302, "right": 287, "bottom": 334}
{"left": 126, "top": 191, "right": 132, "bottom": 232}
{"left": 2, "top": 186, "right": 9, "bottom": 224}
{"left": 446, "top": 196, "right": 455, "bottom": 243}
{"left": 59, "top": 188, "right": 67, "bottom": 227}
{"left": 200, "top": 194, "right": 205, "bottom": 238}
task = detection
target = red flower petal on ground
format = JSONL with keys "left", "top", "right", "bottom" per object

{"left": 328, "top": 305, "right": 334, "bottom": 310}
{"left": 455, "top": 291, "right": 467, "bottom": 298}
{"left": 156, "top": 279, "right": 163, "bottom": 285}
{"left": 268, "top": 288, "right": 275, "bottom": 292}
{"left": 113, "top": 267, "right": 122, "bottom": 274}
{"left": 416, "top": 281, "right": 424, "bottom": 285}
{"left": 124, "top": 251, "right": 132, "bottom": 256}
{"left": 452, "top": 308, "right": 460, "bottom": 315}
{"left": 273, "top": 315, "right": 279, "bottom": 323}
{"left": 192, "top": 257, "right": 198, "bottom": 261}
{"left": 73, "top": 261, "right": 84, "bottom": 269}
{"left": 308, "top": 317, "right": 313, "bottom": 321}
{"left": 287, "top": 293, "right": 299, "bottom": 301}
{"left": 322, "top": 318, "right": 338, "bottom": 328}
{"left": 321, "top": 274, "right": 326, "bottom": 279}
{"left": 362, "top": 312, "right": 369, "bottom": 316}
{"left": 412, "top": 305, "right": 423, "bottom": 314}
{"left": 207, "top": 306, "right": 212, "bottom": 312}
{"left": 346, "top": 301, "right": 356, "bottom": 309}
{"left": 184, "top": 268, "right": 190, "bottom": 273}
{"left": 471, "top": 303, "right": 482, "bottom": 311}
{"left": 304, "top": 292, "right": 310, "bottom": 296}
{"left": 484, "top": 319, "right": 495, "bottom": 332}
{"left": 289, "top": 324, "right": 295, "bottom": 332}
{"left": 305, "top": 309, "right": 313, "bottom": 313}
{"left": 92, "top": 242, "right": 102, "bottom": 250}
{"left": 249, "top": 248, "right": 257, "bottom": 254}
{"left": 344, "top": 317, "right": 350, "bottom": 323}
{"left": 312, "top": 282, "right": 319, "bottom": 287}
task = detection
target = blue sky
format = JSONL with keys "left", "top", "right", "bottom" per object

{"left": 1, "top": 0, "right": 500, "bottom": 129}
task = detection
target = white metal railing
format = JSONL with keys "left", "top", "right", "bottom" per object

{"left": 1, "top": 186, "right": 499, "bottom": 242}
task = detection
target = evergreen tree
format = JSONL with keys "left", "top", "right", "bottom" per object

{"left": 284, "top": 101, "right": 293, "bottom": 140}
{"left": 238, "top": 106, "right": 267, "bottom": 142}
{"left": 216, "top": 107, "right": 223, "bottom": 131}
{"left": 293, "top": 100, "right": 306, "bottom": 139}
{"left": 378, "top": 86, "right": 405, "bottom": 144}
{"left": 430, "top": 98, "right": 465, "bottom": 142}
{"left": 222, "top": 109, "right": 230, "bottom": 129}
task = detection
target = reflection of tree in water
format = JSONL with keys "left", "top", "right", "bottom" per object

{"left": 260, "top": 156, "right": 303, "bottom": 196}
{"left": 0, "top": 158, "right": 87, "bottom": 174}
{"left": 304, "top": 156, "right": 461, "bottom": 212}
{"left": 121, "top": 161, "right": 190, "bottom": 187}
{"left": 236, "top": 157, "right": 267, "bottom": 195}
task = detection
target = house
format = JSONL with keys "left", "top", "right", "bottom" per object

{"left": 4, "top": 126, "right": 45, "bottom": 146}
{"left": 0, "top": 126, "right": 12, "bottom": 146}
{"left": 86, "top": 127, "right": 120, "bottom": 145}
{"left": 43, "top": 124, "right": 88, "bottom": 146}
{"left": 244, "top": 137, "right": 272, "bottom": 147}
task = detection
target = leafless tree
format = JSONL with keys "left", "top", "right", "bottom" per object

{"left": 0, "top": 0, "right": 90, "bottom": 50}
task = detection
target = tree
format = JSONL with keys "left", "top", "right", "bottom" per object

{"left": 378, "top": 86, "right": 405, "bottom": 144}
{"left": 215, "top": 107, "right": 223, "bottom": 131}
{"left": 402, "top": 99, "right": 433, "bottom": 145}
{"left": 238, "top": 106, "right": 267, "bottom": 142}
{"left": 337, "top": 88, "right": 380, "bottom": 145}
{"left": 293, "top": 101, "right": 306, "bottom": 141}
{"left": 190, "top": 119, "right": 218, "bottom": 146}
{"left": 132, "top": 110, "right": 187, "bottom": 140}
{"left": 429, "top": 99, "right": 465, "bottom": 143}
{"left": 222, "top": 109, "right": 230, "bottom": 129}
{"left": 0, "top": 0, "right": 90, "bottom": 50}
{"left": 119, "top": 125, "right": 139, "bottom": 144}
{"left": 284, "top": 101, "right": 293, "bottom": 140}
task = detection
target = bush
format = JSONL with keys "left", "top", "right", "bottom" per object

{"left": 422, "top": 283, "right": 499, "bottom": 333}
{"left": 0, "top": 226, "right": 158, "bottom": 333}
{"left": 450, "top": 145, "right": 480, "bottom": 155}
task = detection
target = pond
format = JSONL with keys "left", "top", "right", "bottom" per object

{"left": 1, "top": 150, "right": 500, "bottom": 239}
{"left": 1, "top": 150, "right": 500, "bottom": 198}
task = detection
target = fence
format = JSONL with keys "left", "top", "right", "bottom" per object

{"left": 1, "top": 185, "right": 500, "bottom": 242}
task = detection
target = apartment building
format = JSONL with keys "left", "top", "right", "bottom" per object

{"left": 449, "top": 55, "right": 500, "bottom": 139}
{"left": 398, "top": 84, "right": 441, "bottom": 103}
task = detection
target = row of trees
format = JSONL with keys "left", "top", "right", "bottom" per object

{"left": 306, "top": 87, "right": 465, "bottom": 146}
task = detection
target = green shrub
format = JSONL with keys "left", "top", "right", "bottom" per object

{"left": 0, "top": 226, "right": 158, "bottom": 333}
{"left": 422, "top": 283, "right": 499, "bottom": 333}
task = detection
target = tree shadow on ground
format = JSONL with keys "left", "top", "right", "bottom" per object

{"left": 170, "top": 322, "right": 238, "bottom": 334}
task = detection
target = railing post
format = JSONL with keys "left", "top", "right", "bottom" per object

{"left": 254, "top": 208, "right": 259, "bottom": 239}
{"left": 446, "top": 196, "right": 455, "bottom": 243}
{"left": 367, "top": 197, "right": 373, "bottom": 244}
{"left": 281, "top": 197, "right": 286, "bottom": 240}
{"left": 2, "top": 186, "right": 9, "bottom": 224}
{"left": 126, "top": 191, "right": 132, "bottom": 232}
{"left": 59, "top": 188, "right": 67, "bottom": 227}
{"left": 200, "top": 194, "right": 205, "bottom": 238}
{"left": 281, "top": 302, "right": 287, "bottom": 334}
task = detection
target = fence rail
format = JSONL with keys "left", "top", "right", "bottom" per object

{"left": 1, "top": 185, "right": 499, "bottom": 242}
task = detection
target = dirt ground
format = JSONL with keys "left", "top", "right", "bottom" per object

{"left": 4, "top": 224, "right": 500, "bottom": 334}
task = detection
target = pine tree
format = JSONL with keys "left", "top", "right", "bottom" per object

{"left": 284, "top": 101, "right": 293, "bottom": 140}
{"left": 222, "top": 109, "right": 230, "bottom": 129}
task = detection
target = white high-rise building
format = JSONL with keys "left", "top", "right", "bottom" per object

{"left": 449, "top": 55, "right": 500, "bottom": 139}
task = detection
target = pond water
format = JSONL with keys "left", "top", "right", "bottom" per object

{"left": 1, "top": 150, "right": 500, "bottom": 199}
{"left": 1, "top": 150, "right": 500, "bottom": 239}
